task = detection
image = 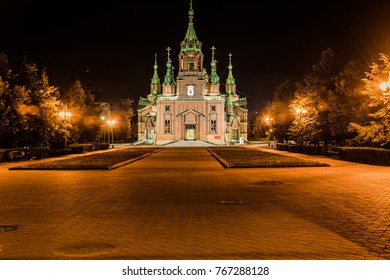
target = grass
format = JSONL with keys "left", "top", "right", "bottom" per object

{"left": 9, "top": 147, "right": 163, "bottom": 170}
{"left": 208, "top": 147, "right": 330, "bottom": 168}
{"left": 8, "top": 146, "right": 329, "bottom": 170}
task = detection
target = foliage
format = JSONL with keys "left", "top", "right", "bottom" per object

{"left": 278, "top": 48, "right": 368, "bottom": 146}
{"left": 337, "top": 147, "right": 390, "bottom": 165}
{"left": 269, "top": 79, "right": 297, "bottom": 142}
{"left": 288, "top": 49, "right": 339, "bottom": 144}
{"left": 60, "top": 80, "right": 101, "bottom": 144}
{"left": 289, "top": 83, "right": 321, "bottom": 144}
{"left": 328, "top": 60, "right": 368, "bottom": 144}
{"left": 252, "top": 80, "right": 297, "bottom": 142}
{"left": 251, "top": 104, "right": 271, "bottom": 140}
{"left": 0, "top": 52, "right": 64, "bottom": 148}
{"left": 349, "top": 53, "right": 390, "bottom": 148}
{"left": 111, "top": 98, "right": 135, "bottom": 143}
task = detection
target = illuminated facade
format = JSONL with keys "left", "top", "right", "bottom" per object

{"left": 137, "top": 1, "right": 248, "bottom": 145}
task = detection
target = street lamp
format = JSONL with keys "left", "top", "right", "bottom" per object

{"left": 107, "top": 120, "right": 116, "bottom": 148}
{"left": 379, "top": 71, "right": 390, "bottom": 100}
{"left": 265, "top": 116, "right": 273, "bottom": 147}
{"left": 59, "top": 106, "right": 71, "bottom": 121}
{"left": 100, "top": 116, "right": 107, "bottom": 144}
{"left": 59, "top": 105, "right": 71, "bottom": 147}
{"left": 295, "top": 108, "right": 307, "bottom": 115}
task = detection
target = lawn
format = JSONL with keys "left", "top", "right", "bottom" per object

{"left": 8, "top": 146, "right": 329, "bottom": 170}
{"left": 208, "top": 147, "right": 329, "bottom": 168}
{"left": 9, "top": 147, "right": 163, "bottom": 170}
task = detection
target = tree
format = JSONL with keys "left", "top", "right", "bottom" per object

{"left": 38, "top": 70, "right": 67, "bottom": 149}
{"left": 328, "top": 59, "right": 368, "bottom": 145}
{"left": 269, "top": 79, "right": 297, "bottom": 142}
{"left": 0, "top": 76, "right": 14, "bottom": 147}
{"left": 0, "top": 53, "right": 63, "bottom": 148}
{"left": 0, "top": 52, "right": 12, "bottom": 79}
{"left": 61, "top": 80, "right": 98, "bottom": 143}
{"left": 288, "top": 48, "right": 340, "bottom": 145}
{"left": 349, "top": 53, "right": 390, "bottom": 148}
{"left": 111, "top": 98, "right": 135, "bottom": 143}
{"left": 0, "top": 52, "right": 22, "bottom": 148}
{"left": 252, "top": 104, "right": 271, "bottom": 141}
{"left": 289, "top": 82, "right": 321, "bottom": 144}
{"left": 16, "top": 58, "right": 63, "bottom": 147}
{"left": 305, "top": 48, "right": 339, "bottom": 144}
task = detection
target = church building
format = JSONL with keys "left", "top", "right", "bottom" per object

{"left": 137, "top": 1, "right": 248, "bottom": 145}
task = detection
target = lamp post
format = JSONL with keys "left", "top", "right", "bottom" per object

{"left": 59, "top": 105, "right": 71, "bottom": 147}
{"left": 294, "top": 106, "right": 308, "bottom": 145}
{"left": 59, "top": 105, "right": 71, "bottom": 120}
{"left": 265, "top": 116, "right": 273, "bottom": 147}
{"left": 100, "top": 116, "right": 106, "bottom": 144}
{"left": 379, "top": 71, "right": 390, "bottom": 100}
{"left": 295, "top": 107, "right": 307, "bottom": 116}
{"left": 107, "top": 120, "right": 116, "bottom": 148}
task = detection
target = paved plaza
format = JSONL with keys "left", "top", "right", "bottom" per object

{"left": 0, "top": 143, "right": 390, "bottom": 260}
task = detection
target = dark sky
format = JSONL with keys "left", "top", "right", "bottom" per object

{"left": 2, "top": 0, "right": 390, "bottom": 109}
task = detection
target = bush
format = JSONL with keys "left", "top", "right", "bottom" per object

{"left": 28, "top": 147, "right": 49, "bottom": 159}
{"left": 47, "top": 148, "right": 72, "bottom": 157}
{"left": 338, "top": 147, "right": 390, "bottom": 166}
{"left": 68, "top": 143, "right": 95, "bottom": 152}
{"left": 69, "top": 145, "right": 84, "bottom": 154}
{"left": 94, "top": 143, "right": 110, "bottom": 150}
{"left": 276, "top": 143, "right": 289, "bottom": 151}
{"left": 300, "top": 145, "right": 318, "bottom": 155}
{"left": 0, "top": 149, "right": 9, "bottom": 162}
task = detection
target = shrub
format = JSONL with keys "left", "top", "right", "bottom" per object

{"left": 94, "top": 143, "right": 110, "bottom": 150}
{"left": 338, "top": 147, "right": 390, "bottom": 166}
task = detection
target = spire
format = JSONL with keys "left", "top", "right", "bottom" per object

{"left": 164, "top": 47, "right": 174, "bottom": 85}
{"left": 180, "top": 0, "right": 202, "bottom": 55}
{"left": 226, "top": 90, "right": 233, "bottom": 107}
{"left": 150, "top": 53, "right": 160, "bottom": 94}
{"left": 226, "top": 53, "right": 236, "bottom": 94}
{"left": 209, "top": 46, "right": 220, "bottom": 84}
{"left": 151, "top": 53, "right": 160, "bottom": 86}
{"left": 189, "top": 0, "right": 194, "bottom": 22}
{"left": 226, "top": 53, "right": 235, "bottom": 85}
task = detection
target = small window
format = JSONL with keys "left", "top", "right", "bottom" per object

{"left": 211, "top": 120, "right": 217, "bottom": 133}
{"left": 165, "top": 105, "right": 171, "bottom": 112}
{"left": 211, "top": 105, "right": 216, "bottom": 112}
{"left": 231, "top": 129, "right": 238, "bottom": 140}
{"left": 165, "top": 120, "right": 171, "bottom": 133}
{"left": 187, "top": 85, "right": 194, "bottom": 96}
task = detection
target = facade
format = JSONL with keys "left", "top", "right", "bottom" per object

{"left": 137, "top": 1, "right": 248, "bottom": 145}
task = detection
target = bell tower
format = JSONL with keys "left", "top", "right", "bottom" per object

{"left": 176, "top": 0, "right": 206, "bottom": 97}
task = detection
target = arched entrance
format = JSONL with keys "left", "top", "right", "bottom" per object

{"left": 177, "top": 109, "right": 205, "bottom": 141}
{"left": 185, "top": 124, "right": 196, "bottom": 140}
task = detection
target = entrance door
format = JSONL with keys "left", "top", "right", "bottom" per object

{"left": 146, "top": 129, "right": 154, "bottom": 140}
{"left": 185, "top": 125, "right": 196, "bottom": 140}
{"left": 231, "top": 129, "right": 238, "bottom": 140}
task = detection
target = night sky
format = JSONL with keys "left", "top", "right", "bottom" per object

{"left": 2, "top": 0, "right": 390, "bottom": 109}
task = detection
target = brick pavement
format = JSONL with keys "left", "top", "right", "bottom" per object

{"left": 0, "top": 144, "right": 390, "bottom": 260}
